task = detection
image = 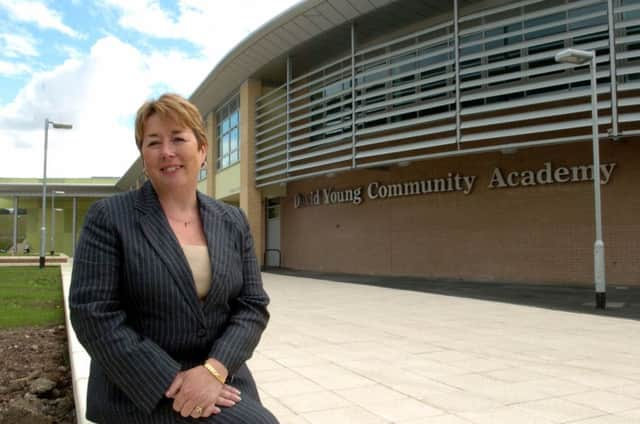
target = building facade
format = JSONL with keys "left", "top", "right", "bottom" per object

{"left": 0, "top": 178, "right": 121, "bottom": 256}
{"left": 193, "top": 0, "right": 639, "bottom": 285}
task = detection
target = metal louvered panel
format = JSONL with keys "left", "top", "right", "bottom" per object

{"left": 290, "top": 132, "right": 353, "bottom": 153}
{"left": 462, "top": 116, "right": 613, "bottom": 144}
{"left": 289, "top": 141, "right": 353, "bottom": 162}
{"left": 254, "top": 0, "right": 640, "bottom": 188}
{"left": 287, "top": 154, "right": 353, "bottom": 173}
{"left": 256, "top": 158, "right": 287, "bottom": 173}
{"left": 256, "top": 147, "right": 287, "bottom": 164}
{"left": 256, "top": 109, "right": 287, "bottom": 132}
{"left": 462, "top": 101, "right": 613, "bottom": 129}
{"left": 356, "top": 135, "right": 456, "bottom": 158}
{"left": 357, "top": 110, "right": 455, "bottom": 135}
{"left": 357, "top": 121, "right": 456, "bottom": 146}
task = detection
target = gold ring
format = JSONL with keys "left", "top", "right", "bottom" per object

{"left": 194, "top": 406, "right": 203, "bottom": 415}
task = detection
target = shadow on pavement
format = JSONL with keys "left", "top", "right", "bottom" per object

{"left": 264, "top": 268, "right": 640, "bottom": 321}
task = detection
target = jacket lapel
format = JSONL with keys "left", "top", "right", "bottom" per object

{"left": 135, "top": 182, "right": 206, "bottom": 326}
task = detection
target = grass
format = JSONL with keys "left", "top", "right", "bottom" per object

{"left": 0, "top": 267, "right": 64, "bottom": 328}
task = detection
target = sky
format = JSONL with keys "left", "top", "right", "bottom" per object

{"left": 0, "top": 0, "right": 301, "bottom": 179}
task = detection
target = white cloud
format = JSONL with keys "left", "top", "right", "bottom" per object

{"left": 56, "top": 45, "right": 82, "bottom": 61}
{"left": 0, "top": 35, "right": 217, "bottom": 178}
{"left": 0, "top": 0, "right": 81, "bottom": 38}
{"left": 0, "top": 60, "right": 31, "bottom": 76}
{"left": 100, "top": 0, "right": 176, "bottom": 38}
{"left": 0, "top": 33, "right": 38, "bottom": 58}
{"left": 0, "top": 36, "right": 148, "bottom": 178}
{"left": 101, "top": 0, "right": 300, "bottom": 63}
{"left": 0, "top": 0, "right": 302, "bottom": 178}
{"left": 144, "top": 50, "right": 211, "bottom": 96}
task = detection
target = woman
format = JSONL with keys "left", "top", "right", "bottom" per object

{"left": 69, "top": 93, "right": 278, "bottom": 423}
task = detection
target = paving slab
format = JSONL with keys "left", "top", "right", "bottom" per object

{"left": 62, "top": 266, "right": 640, "bottom": 423}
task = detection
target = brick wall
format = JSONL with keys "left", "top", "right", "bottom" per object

{"left": 280, "top": 139, "right": 640, "bottom": 286}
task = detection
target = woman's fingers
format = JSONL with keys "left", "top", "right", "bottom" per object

{"left": 201, "top": 403, "right": 222, "bottom": 417}
{"left": 180, "top": 398, "right": 197, "bottom": 418}
{"left": 225, "top": 384, "right": 241, "bottom": 396}
{"left": 215, "top": 396, "right": 236, "bottom": 408}
{"left": 165, "top": 372, "right": 184, "bottom": 398}
{"left": 218, "top": 385, "right": 242, "bottom": 404}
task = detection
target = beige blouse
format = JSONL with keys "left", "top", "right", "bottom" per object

{"left": 182, "top": 245, "right": 212, "bottom": 299}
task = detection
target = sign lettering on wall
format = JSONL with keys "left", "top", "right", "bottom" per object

{"left": 293, "top": 161, "right": 617, "bottom": 208}
{"left": 488, "top": 161, "right": 616, "bottom": 188}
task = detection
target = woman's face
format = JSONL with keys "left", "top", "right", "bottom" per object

{"left": 141, "top": 113, "right": 207, "bottom": 194}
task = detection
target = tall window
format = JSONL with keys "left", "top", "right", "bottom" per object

{"left": 217, "top": 95, "right": 240, "bottom": 170}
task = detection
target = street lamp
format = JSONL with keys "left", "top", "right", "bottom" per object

{"left": 50, "top": 190, "right": 64, "bottom": 255}
{"left": 555, "top": 48, "right": 606, "bottom": 309}
{"left": 40, "top": 119, "right": 72, "bottom": 268}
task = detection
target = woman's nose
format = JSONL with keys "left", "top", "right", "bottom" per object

{"left": 159, "top": 141, "right": 176, "bottom": 157}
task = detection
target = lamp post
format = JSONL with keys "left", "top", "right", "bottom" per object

{"left": 50, "top": 190, "right": 64, "bottom": 255}
{"left": 555, "top": 48, "right": 606, "bottom": 309}
{"left": 40, "top": 119, "right": 72, "bottom": 268}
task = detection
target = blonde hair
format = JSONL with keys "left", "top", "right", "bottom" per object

{"left": 134, "top": 93, "right": 207, "bottom": 150}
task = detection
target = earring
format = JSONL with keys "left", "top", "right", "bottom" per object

{"left": 201, "top": 160, "right": 208, "bottom": 169}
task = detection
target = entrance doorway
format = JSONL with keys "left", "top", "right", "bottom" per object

{"left": 265, "top": 199, "right": 281, "bottom": 267}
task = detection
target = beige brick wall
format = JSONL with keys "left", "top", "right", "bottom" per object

{"left": 280, "top": 139, "right": 640, "bottom": 286}
{"left": 240, "top": 79, "right": 265, "bottom": 266}
{"left": 205, "top": 112, "right": 217, "bottom": 198}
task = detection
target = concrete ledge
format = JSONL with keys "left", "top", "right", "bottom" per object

{"left": 0, "top": 254, "right": 69, "bottom": 266}
{"left": 60, "top": 260, "right": 95, "bottom": 424}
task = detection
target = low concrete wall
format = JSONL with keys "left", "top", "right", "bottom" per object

{"left": 0, "top": 255, "right": 69, "bottom": 266}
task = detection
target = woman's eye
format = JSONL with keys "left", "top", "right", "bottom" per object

{"left": 146, "top": 140, "right": 159, "bottom": 147}
{"left": 173, "top": 138, "right": 185, "bottom": 143}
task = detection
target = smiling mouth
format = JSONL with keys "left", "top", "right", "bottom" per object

{"left": 161, "top": 165, "right": 184, "bottom": 172}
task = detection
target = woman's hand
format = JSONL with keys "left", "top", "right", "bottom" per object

{"left": 166, "top": 366, "right": 221, "bottom": 418}
{"left": 216, "top": 384, "right": 242, "bottom": 407}
{"left": 165, "top": 369, "right": 242, "bottom": 418}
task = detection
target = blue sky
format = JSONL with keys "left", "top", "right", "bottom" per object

{"left": 0, "top": 0, "right": 300, "bottom": 178}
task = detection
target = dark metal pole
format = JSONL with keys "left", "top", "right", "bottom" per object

{"left": 39, "top": 119, "right": 49, "bottom": 268}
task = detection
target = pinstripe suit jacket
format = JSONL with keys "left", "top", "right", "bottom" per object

{"left": 69, "top": 181, "right": 270, "bottom": 421}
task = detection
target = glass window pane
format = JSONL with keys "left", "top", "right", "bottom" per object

{"left": 230, "top": 128, "right": 238, "bottom": 150}
{"left": 230, "top": 110, "right": 239, "bottom": 127}
{"left": 222, "top": 134, "right": 230, "bottom": 155}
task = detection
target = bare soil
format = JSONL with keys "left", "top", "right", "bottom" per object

{"left": 0, "top": 325, "right": 75, "bottom": 423}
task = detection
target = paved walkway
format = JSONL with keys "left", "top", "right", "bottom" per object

{"left": 62, "top": 264, "right": 640, "bottom": 423}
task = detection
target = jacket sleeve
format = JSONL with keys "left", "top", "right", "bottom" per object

{"left": 208, "top": 207, "right": 270, "bottom": 375}
{"left": 69, "top": 200, "right": 180, "bottom": 414}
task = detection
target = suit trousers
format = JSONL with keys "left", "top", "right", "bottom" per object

{"left": 90, "top": 365, "right": 279, "bottom": 424}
